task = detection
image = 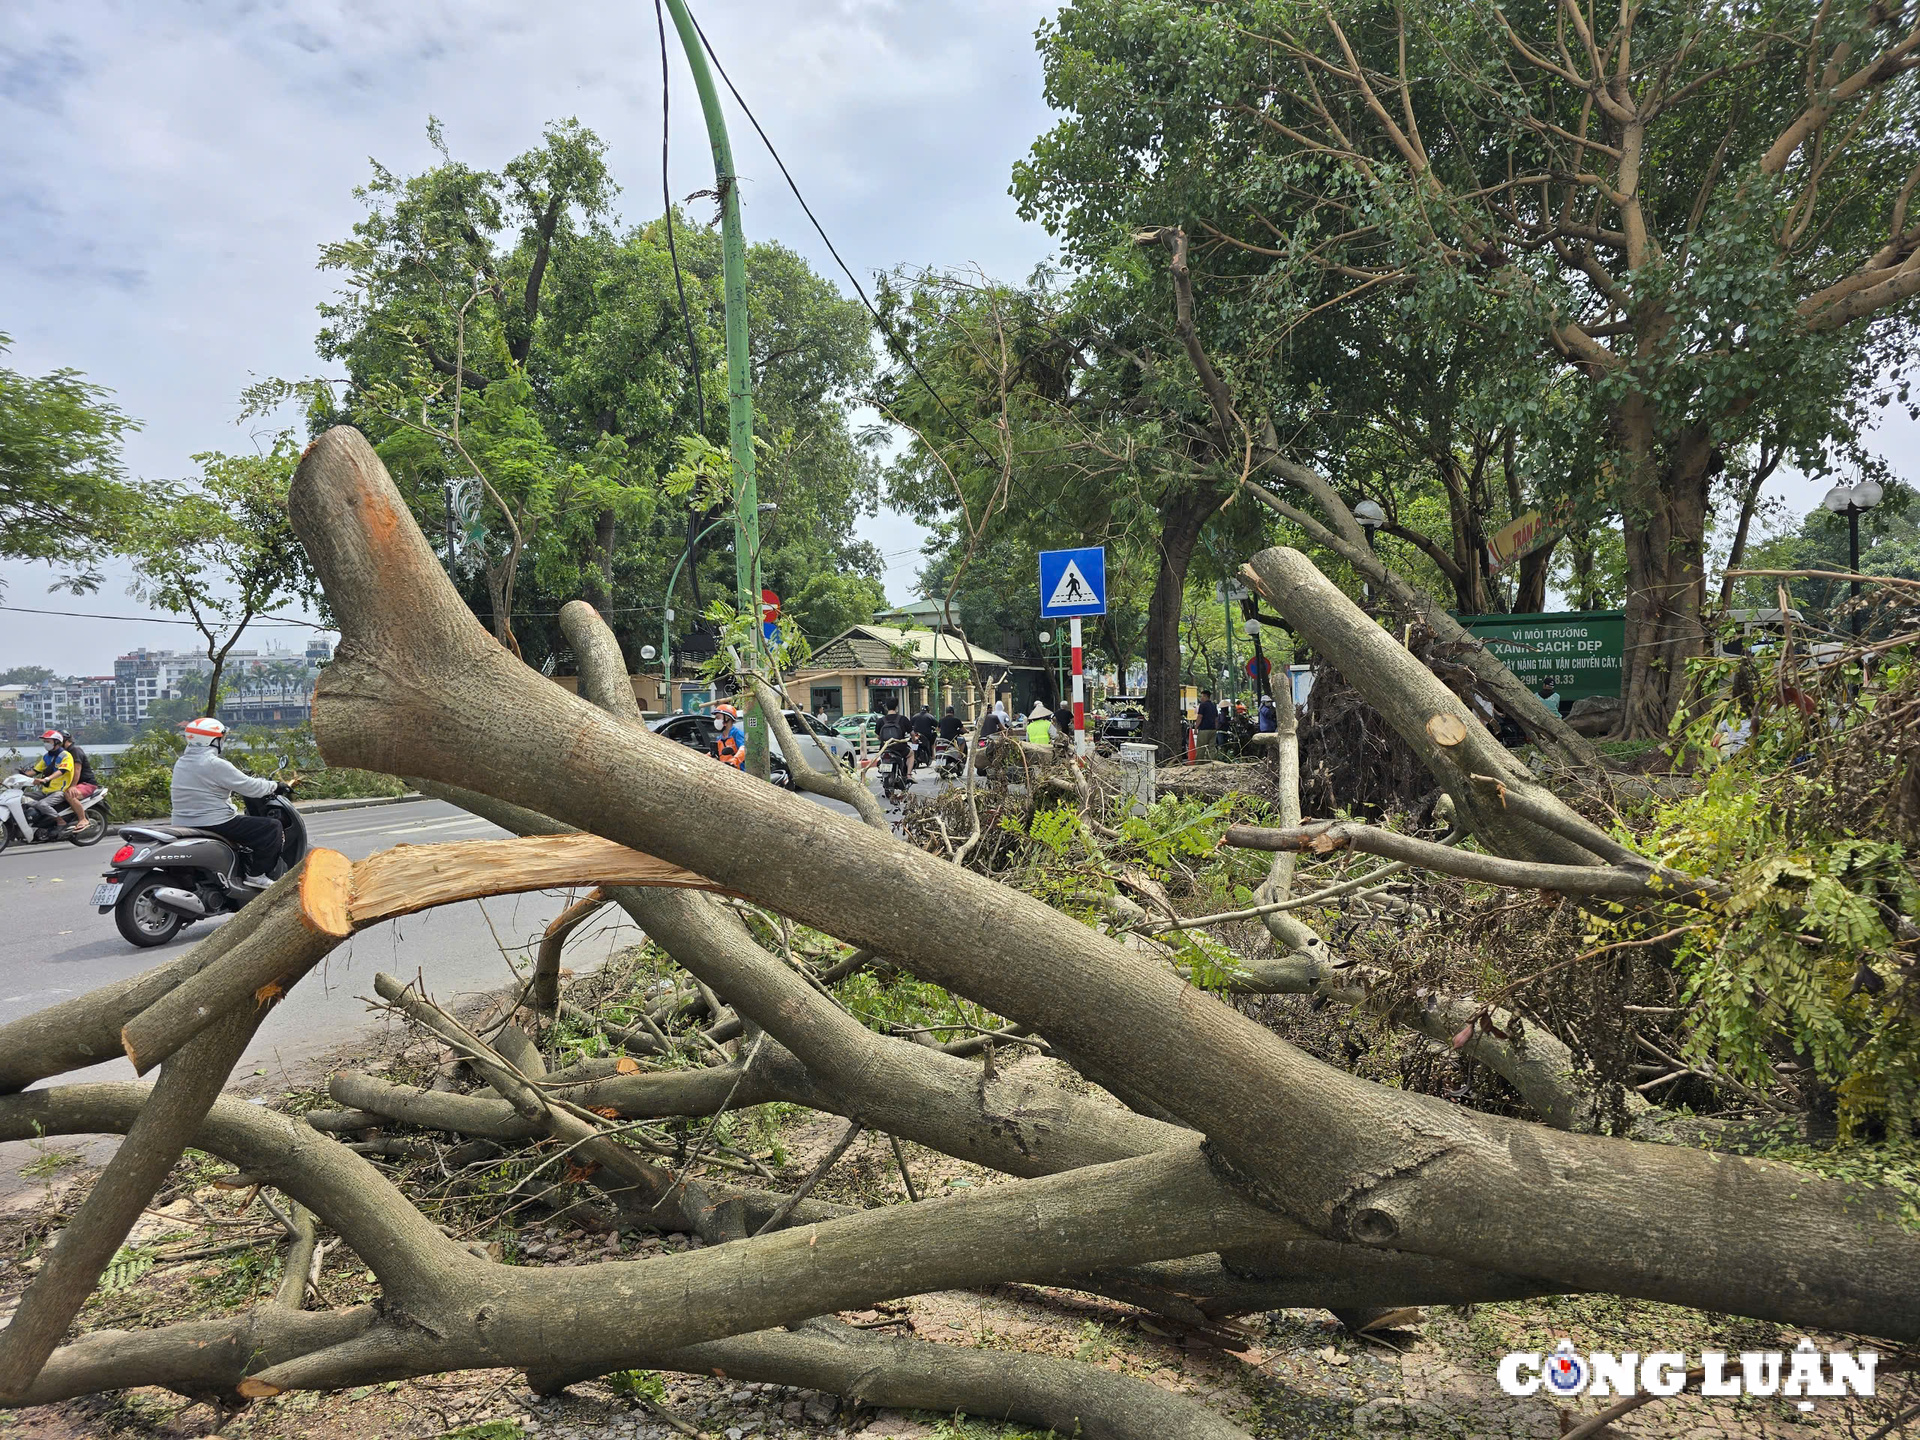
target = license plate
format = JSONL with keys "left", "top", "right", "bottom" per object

{"left": 92, "top": 882, "right": 121, "bottom": 907}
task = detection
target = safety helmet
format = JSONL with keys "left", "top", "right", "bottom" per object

{"left": 40, "top": 729, "right": 62, "bottom": 746}
{"left": 712, "top": 702, "right": 739, "bottom": 721}
{"left": 183, "top": 716, "right": 229, "bottom": 746}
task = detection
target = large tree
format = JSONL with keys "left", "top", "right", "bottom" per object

{"left": 1018, "top": 0, "right": 1920, "bottom": 735}
{"left": 879, "top": 268, "right": 1262, "bottom": 752}
{"left": 292, "top": 119, "right": 882, "bottom": 669}
{"left": 0, "top": 335, "right": 138, "bottom": 595}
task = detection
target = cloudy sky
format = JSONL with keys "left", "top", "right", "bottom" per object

{"left": 1, "top": 0, "right": 1059, "bottom": 673}
{"left": 2, "top": 0, "right": 1914, "bottom": 676}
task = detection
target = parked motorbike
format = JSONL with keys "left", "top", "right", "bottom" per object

{"left": 0, "top": 773, "right": 112, "bottom": 853}
{"left": 95, "top": 788, "right": 308, "bottom": 948}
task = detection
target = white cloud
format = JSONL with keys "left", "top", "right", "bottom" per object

{"left": 3, "top": 0, "right": 1059, "bottom": 670}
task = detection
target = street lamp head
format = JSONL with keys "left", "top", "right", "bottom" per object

{"left": 1243, "top": 617, "right": 1261, "bottom": 638}
{"left": 757, "top": 502, "right": 778, "bottom": 513}
{"left": 1352, "top": 498, "right": 1387, "bottom": 531}
{"left": 664, "top": 607, "right": 676, "bottom": 623}
{"left": 1823, "top": 484, "right": 1854, "bottom": 513}
{"left": 1038, "top": 629, "right": 1052, "bottom": 645}
{"left": 639, "top": 644, "right": 658, "bottom": 662}
{"left": 1854, "top": 480, "right": 1885, "bottom": 509}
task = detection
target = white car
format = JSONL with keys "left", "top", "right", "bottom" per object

{"left": 781, "top": 711, "right": 854, "bottom": 771}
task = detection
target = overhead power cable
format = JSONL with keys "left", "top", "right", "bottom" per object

{"left": 680, "top": 3, "right": 1004, "bottom": 471}
{"left": 654, "top": 0, "right": 707, "bottom": 438}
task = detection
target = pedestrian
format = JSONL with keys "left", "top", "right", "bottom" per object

{"left": 1026, "top": 701, "right": 1053, "bottom": 746}
{"left": 1537, "top": 677, "right": 1563, "bottom": 716}
{"left": 1196, "top": 689, "right": 1219, "bottom": 760}
{"left": 938, "top": 705, "right": 962, "bottom": 742}
{"left": 1257, "top": 695, "right": 1277, "bottom": 733}
{"left": 1053, "top": 699, "right": 1074, "bottom": 742}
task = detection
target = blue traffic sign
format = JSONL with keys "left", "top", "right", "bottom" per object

{"left": 1038, "top": 546, "right": 1107, "bottom": 618}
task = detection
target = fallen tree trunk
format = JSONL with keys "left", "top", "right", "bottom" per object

{"left": 282, "top": 426, "right": 1920, "bottom": 1338}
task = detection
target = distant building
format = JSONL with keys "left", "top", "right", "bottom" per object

{"left": 113, "top": 648, "right": 209, "bottom": 722}
{"left": 18, "top": 677, "right": 115, "bottom": 733}
{"left": 791, "top": 624, "right": 1034, "bottom": 720}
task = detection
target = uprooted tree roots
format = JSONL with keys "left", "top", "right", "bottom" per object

{"left": 1, "top": 428, "right": 1916, "bottom": 1436}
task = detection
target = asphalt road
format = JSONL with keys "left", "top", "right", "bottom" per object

{"left": 0, "top": 769, "right": 942, "bottom": 1198}
{"left": 0, "top": 798, "right": 650, "bottom": 1195}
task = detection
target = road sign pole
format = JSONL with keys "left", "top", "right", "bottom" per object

{"left": 1070, "top": 616, "right": 1086, "bottom": 756}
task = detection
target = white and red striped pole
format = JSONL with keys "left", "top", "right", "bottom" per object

{"left": 1070, "top": 615, "right": 1087, "bottom": 755}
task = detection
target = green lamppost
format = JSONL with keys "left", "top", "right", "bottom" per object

{"left": 660, "top": 0, "right": 767, "bottom": 773}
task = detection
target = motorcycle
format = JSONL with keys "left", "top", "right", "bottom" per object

{"left": 876, "top": 736, "right": 915, "bottom": 803}
{"left": 0, "top": 773, "right": 112, "bottom": 853}
{"left": 95, "top": 787, "right": 308, "bottom": 948}
{"left": 931, "top": 738, "right": 967, "bottom": 781}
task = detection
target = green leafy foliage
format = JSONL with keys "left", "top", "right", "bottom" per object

{"left": 120, "top": 435, "right": 320, "bottom": 713}
{"left": 100, "top": 1245, "right": 156, "bottom": 1292}
{"left": 1617, "top": 643, "right": 1920, "bottom": 1134}
{"left": 0, "top": 334, "right": 139, "bottom": 594}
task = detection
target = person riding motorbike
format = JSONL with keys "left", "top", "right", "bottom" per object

{"left": 874, "top": 703, "right": 911, "bottom": 794}
{"left": 170, "top": 717, "right": 290, "bottom": 887}
{"left": 909, "top": 704, "right": 936, "bottom": 770}
{"left": 58, "top": 730, "right": 99, "bottom": 830}
{"left": 17, "top": 731, "right": 80, "bottom": 834}
{"left": 713, "top": 703, "right": 747, "bottom": 769}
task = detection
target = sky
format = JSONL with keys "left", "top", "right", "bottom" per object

{"left": 1, "top": 0, "right": 1915, "bottom": 676}
{"left": 0, "top": 0, "right": 1060, "bottom": 674}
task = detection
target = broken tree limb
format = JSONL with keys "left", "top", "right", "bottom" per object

{"left": 750, "top": 674, "right": 889, "bottom": 831}
{"left": 530, "top": 889, "right": 608, "bottom": 1015}
{"left": 0, "top": 1004, "right": 265, "bottom": 1398}
{"left": 1244, "top": 546, "right": 1603, "bottom": 863}
{"left": 1223, "top": 951, "right": 1687, "bottom": 1139}
{"left": 1223, "top": 821, "right": 1721, "bottom": 903}
{"left": 283, "top": 427, "right": 1920, "bottom": 1342}
{"left": 649, "top": 1316, "right": 1255, "bottom": 1440}
{"left": 117, "top": 834, "right": 724, "bottom": 1076}
{"left": 370, "top": 973, "right": 725, "bottom": 1240}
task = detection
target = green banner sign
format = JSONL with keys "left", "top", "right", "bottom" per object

{"left": 1454, "top": 610, "right": 1624, "bottom": 705}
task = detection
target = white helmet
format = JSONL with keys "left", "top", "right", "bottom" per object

{"left": 183, "top": 716, "right": 228, "bottom": 747}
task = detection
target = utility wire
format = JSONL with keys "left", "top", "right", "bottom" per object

{"left": 681, "top": 3, "right": 1003, "bottom": 471}
{"left": 654, "top": 0, "right": 706, "bottom": 437}
{"left": 0, "top": 604, "right": 324, "bottom": 629}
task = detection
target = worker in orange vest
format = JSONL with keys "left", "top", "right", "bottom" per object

{"left": 713, "top": 702, "right": 746, "bottom": 769}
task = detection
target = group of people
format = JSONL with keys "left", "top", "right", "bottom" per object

{"left": 1187, "top": 690, "right": 1280, "bottom": 759}
{"left": 13, "top": 728, "right": 100, "bottom": 834}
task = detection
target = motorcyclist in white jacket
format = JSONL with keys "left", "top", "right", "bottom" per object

{"left": 170, "top": 717, "right": 287, "bottom": 886}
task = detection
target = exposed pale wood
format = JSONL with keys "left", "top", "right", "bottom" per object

{"left": 297, "top": 848, "right": 353, "bottom": 938}
{"left": 346, "top": 833, "right": 726, "bottom": 926}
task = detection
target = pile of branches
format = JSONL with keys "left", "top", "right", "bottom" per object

{"left": 1297, "top": 657, "right": 1435, "bottom": 819}
{"left": 0, "top": 431, "right": 1915, "bottom": 1436}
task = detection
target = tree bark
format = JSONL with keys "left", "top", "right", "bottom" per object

{"left": 1618, "top": 414, "right": 1715, "bottom": 738}
{"left": 277, "top": 427, "right": 1920, "bottom": 1339}
{"left": 1146, "top": 487, "right": 1214, "bottom": 756}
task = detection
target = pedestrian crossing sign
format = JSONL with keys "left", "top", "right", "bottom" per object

{"left": 1038, "top": 546, "right": 1107, "bottom": 617}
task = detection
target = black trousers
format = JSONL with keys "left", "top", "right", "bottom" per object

{"left": 208, "top": 814, "right": 283, "bottom": 878}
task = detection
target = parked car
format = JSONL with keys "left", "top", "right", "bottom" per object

{"left": 834, "top": 712, "right": 882, "bottom": 747}
{"left": 648, "top": 712, "right": 793, "bottom": 787}
{"left": 780, "top": 710, "right": 855, "bottom": 772}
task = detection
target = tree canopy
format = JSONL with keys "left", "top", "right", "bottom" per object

{"left": 0, "top": 335, "right": 138, "bottom": 595}
{"left": 290, "top": 118, "right": 883, "bottom": 668}
{"left": 1015, "top": 0, "right": 1920, "bottom": 733}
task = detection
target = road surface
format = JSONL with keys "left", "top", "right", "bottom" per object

{"left": 0, "top": 768, "right": 944, "bottom": 1197}
{"left": 0, "top": 798, "right": 644, "bottom": 1195}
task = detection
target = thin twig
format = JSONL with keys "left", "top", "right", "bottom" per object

{"left": 752, "top": 1120, "right": 864, "bottom": 1236}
